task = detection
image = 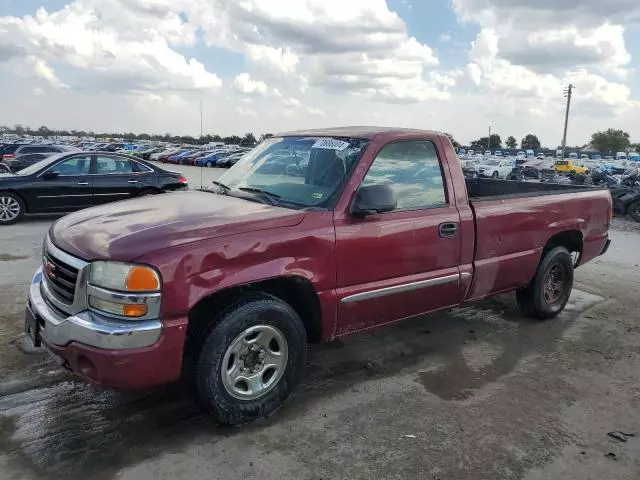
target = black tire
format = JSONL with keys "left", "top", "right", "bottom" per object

{"left": 516, "top": 246, "right": 574, "bottom": 320}
{"left": 0, "top": 192, "right": 25, "bottom": 225}
{"left": 492, "top": 171, "right": 499, "bottom": 179}
{"left": 195, "top": 293, "right": 307, "bottom": 425}
{"left": 628, "top": 200, "right": 640, "bottom": 223}
{"left": 205, "top": 161, "right": 213, "bottom": 168}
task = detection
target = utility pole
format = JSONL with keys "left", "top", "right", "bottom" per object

{"left": 561, "top": 84, "right": 574, "bottom": 159}
{"left": 488, "top": 124, "right": 491, "bottom": 151}
{"left": 199, "top": 99, "right": 203, "bottom": 138}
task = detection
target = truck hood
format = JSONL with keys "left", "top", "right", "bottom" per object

{"left": 50, "top": 190, "right": 306, "bottom": 261}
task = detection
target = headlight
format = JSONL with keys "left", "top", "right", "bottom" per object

{"left": 89, "top": 261, "right": 161, "bottom": 292}
{"left": 88, "top": 262, "right": 161, "bottom": 319}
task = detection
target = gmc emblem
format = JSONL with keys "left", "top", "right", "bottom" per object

{"left": 44, "top": 260, "right": 56, "bottom": 279}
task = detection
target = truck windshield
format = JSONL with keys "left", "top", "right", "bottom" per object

{"left": 217, "top": 136, "right": 369, "bottom": 209}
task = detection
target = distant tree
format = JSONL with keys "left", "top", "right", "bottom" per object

{"left": 444, "top": 133, "right": 460, "bottom": 149}
{"left": 13, "top": 124, "right": 25, "bottom": 135}
{"left": 470, "top": 134, "right": 501, "bottom": 151}
{"left": 223, "top": 135, "right": 242, "bottom": 145}
{"left": 505, "top": 136, "right": 517, "bottom": 149}
{"left": 590, "top": 129, "right": 631, "bottom": 153}
{"left": 241, "top": 132, "right": 257, "bottom": 146}
{"left": 521, "top": 134, "right": 541, "bottom": 150}
{"left": 259, "top": 133, "right": 274, "bottom": 142}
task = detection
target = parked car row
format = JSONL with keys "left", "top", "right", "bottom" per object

{"left": 145, "top": 145, "right": 251, "bottom": 168}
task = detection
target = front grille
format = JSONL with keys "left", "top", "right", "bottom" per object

{"left": 43, "top": 251, "right": 79, "bottom": 305}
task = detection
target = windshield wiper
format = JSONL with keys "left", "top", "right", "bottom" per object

{"left": 211, "top": 180, "right": 230, "bottom": 193}
{"left": 237, "top": 187, "right": 281, "bottom": 205}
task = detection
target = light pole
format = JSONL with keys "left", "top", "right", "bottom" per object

{"left": 488, "top": 124, "right": 491, "bottom": 152}
{"left": 561, "top": 84, "right": 574, "bottom": 159}
{"left": 199, "top": 99, "right": 203, "bottom": 139}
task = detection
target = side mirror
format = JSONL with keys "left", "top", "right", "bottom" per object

{"left": 42, "top": 171, "right": 59, "bottom": 180}
{"left": 350, "top": 183, "right": 397, "bottom": 217}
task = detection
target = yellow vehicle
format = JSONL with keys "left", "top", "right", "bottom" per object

{"left": 554, "top": 160, "right": 589, "bottom": 174}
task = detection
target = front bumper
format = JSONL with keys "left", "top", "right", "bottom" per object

{"left": 30, "top": 268, "right": 162, "bottom": 350}
{"left": 27, "top": 268, "right": 188, "bottom": 389}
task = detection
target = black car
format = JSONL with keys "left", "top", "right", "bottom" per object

{"left": 0, "top": 152, "right": 188, "bottom": 224}
{"left": 5, "top": 152, "right": 56, "bottom": 172}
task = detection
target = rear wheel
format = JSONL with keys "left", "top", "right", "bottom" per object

{"left": 516, "top": 246, "right": 574, "bottom": 319}
{"left": 628, "top": 200, "right": 640, "bottom": 223}
{"left": 206, "top": 161, "right": 213, "bottom": 168}
{"left": 195, "top": 293, "right": 307, "bottom": 425}
{"left": 492, "top": 171, "right": 499, "bottom": 179}
{"left": 0, "top": 192, "right": 24, "bottom": 225}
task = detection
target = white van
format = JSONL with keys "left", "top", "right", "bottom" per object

{"left": 616, "top": 152, "right": 628, "bottom": 161}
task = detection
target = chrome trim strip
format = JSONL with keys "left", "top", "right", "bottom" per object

{"left": 460, "top": 272, "right": 472, "bottom": 281}
{"left": 87, "top": 284, "right": 162, "bottom": 320}
{"left": 45, "top": 235, "right": 88, "bottom": 270}
{"left": 340, "top": 273, "right": 460, "bottom": 304}
{"left": 93, "top": 193, "right": 130, "bottom": 197}
{"left": 30, "top": 268, "right": 162, "bottom": 349}
{"left": 37, "top": 194, "right": 90, "bottom": 198}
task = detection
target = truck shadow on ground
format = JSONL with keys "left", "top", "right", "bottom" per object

{"left": 0, "top": 292, "right": 601, "bottom": 480}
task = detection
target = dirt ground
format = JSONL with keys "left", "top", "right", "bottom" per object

{"left": 0, "top": 216, "right": 639, "bottom": 480}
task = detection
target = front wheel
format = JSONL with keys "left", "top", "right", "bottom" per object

{"left": 195, "top": 293, "right": 307, "bottom": 425}
{"left": 516, "top": 246, "right": 574, "bottom": 320}
{"left": 205, "top": 161, "right": 213, "bottom": 168}
{"left": 0, "top": 192, "right": 25, "bottom": 225}
{"left": 492, "top": 171, "right": 499, "bottom": 179}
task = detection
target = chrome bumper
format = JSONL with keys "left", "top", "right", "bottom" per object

{"left": 29, "top": 268, "right": 162, "bottom": 350}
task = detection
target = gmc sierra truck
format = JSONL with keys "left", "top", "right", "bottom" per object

{"left": 24, "top": 127, "right": 612, "bottom": 424}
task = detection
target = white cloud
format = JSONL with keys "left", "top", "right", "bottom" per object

{"left": 0, "top": 2, "right": 221, "bottom": 95}
{"left": 232, "top": 73, "right": 268, "bottom": 96}
{"left": 467, "top": 28, "right": 638, "bottom": 115}
{"left": 187, "top": 0, "right": 444, "bottom": 103}
{"left": 0, "top": 0, "right": 638, "bottom": 146}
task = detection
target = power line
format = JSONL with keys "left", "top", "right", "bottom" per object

{"left": 561, "top": 84, "right": 574, "bottom": 158}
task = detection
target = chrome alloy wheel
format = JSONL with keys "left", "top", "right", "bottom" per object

{"left": 0, "top": 195, "right": 20, "bottom": 223}
{"left": 221, "top": 325, "right": 288, "bottom": 400}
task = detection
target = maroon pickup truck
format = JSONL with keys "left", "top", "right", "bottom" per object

{"left": 25, "top": 127, "right": 612, "bottom": 424}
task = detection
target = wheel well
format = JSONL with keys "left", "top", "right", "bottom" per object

{"left": 544, "top": 230, "right": 583, "bottom": 266}
{"left": 184, "top": 276, "right": 323, "bottom": 365}
{"left": 545, "top": 230, "right": 583, "bottom": 254}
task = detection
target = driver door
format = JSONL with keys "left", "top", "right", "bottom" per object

{"left": 31, "top": 154, "right": 93, "bottom": 212}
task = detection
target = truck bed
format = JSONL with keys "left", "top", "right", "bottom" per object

{"left": 465, "top": 178, "right": 599, "bottom": 201}
{"left": 463, "top": 178, "right": 611, "bottom": 302}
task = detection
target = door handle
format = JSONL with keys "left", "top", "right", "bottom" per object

{"left": 438, "top": 222, "right": 458, "bottom": 238}
{"left": 77, "top": 182, "right": 89, "bottom": 186}
{"left": 128, "top": 180, "right": 138, "bottom": 184}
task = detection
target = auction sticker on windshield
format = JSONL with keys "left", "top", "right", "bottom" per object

{"left": 312, "top": 139, "right": 350, "bottom": 151}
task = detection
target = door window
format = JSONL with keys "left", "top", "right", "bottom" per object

{"left": 95, "top": 156, "right": 134, "bottom": 174}
{"left": 48, "top": 155, "right": 91, "bottom": 176}
{"left": 361, "top": 140, "right": 447, "bottom": 211}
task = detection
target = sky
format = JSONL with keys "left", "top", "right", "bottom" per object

{"left": 1, "top": 0, "right": 640, "bottom": 147}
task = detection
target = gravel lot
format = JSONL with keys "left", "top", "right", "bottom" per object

{"left": 1, "top": 176, "right": 639, "bottom": 480}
